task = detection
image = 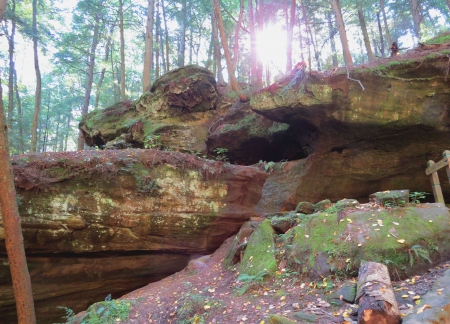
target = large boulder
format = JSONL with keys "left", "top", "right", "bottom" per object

{"left": 249, "top": 48, "right": 450, "bottom": 205}
{"left": 79, "top": 65, "right": 221, "bottom": 152}
{"left": 0, "top": 149, "right": 267, "bottom": 323}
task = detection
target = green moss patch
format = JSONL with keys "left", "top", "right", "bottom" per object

{"left": 239, "top": 219, "right": 277, "bottom": 276}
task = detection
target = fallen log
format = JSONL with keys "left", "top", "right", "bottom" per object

{"left": 356, "top": 261, "right": 402, "bottom": 324}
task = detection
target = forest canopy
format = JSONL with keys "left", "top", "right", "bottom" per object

{"left": 0, "top": 0, "right": 449, "bottom": 153}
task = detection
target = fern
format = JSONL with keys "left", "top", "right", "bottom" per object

{"left": 409, "top": 245, "right": 432, "bottom": 266}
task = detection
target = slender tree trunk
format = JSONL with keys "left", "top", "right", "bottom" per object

{"left": 286, "top": 0, "right": 295, "bottom": 73}
{"left": 299, "top": 17, "right": 304, "bottom": 62}
{"left": 205, "top": 21, "right": 214, "bottom": 70}
{"left": 248, "top": 0, "right": 259, "bottom": 84}
{"left": 178, "top": 0, "right": 186, "bottom": 67}
{"left": 0, "top": 59, "right": 37, "bottom": 324}
{"left": 330, "top": 0, "right": 353, "bottom": 67}
{"left": 30, "top": 0, "right": 42, "bottom": 153}
{"left": 211, "top": 10, "right": 224, "bottom": 84}
{"left": 95, "top": 21, "right": 116, "bottom": 109}
{"left": 380, "top": 0, "right": 392, "bottom": 47}
{"left": 155, "top": 0, "right": 160, "bottom": 79}
{"left": 356, "top": 0, "right": 374, "bottom": 62}
{"left": 13, "top": 69, "right": 24, "bottom": 153}
{"left": 301, "top": 0, "right": 312, "bottom": 70}
{"left": 447, "top": 0, "right": 450, "bottom": 14}
{"left": 0, "top": 0, "right": 7, "bottom": 22}
{"left": 142, "top": 0, "right": 155, "bottom": 91}
{"left": 326, "top": 12, "right": 338, "bottom": 67}
{"left": 162, "top": 0, "right": 170, "bottom": 71}
{"left": 119, "top": 0, "right": 126, "bottom": 100}
{"left": 409, "top": 0, "right": 421, "bottom": 40}
{"left": 312, "top": 26, "right": 321, "bottom": 71}
{"left": 212, "top": 0, "right": 247, "bottom": 101}
{"left": 7, "top": 0, "right": 16, "bottom": 128}
{"left": 255, "top": 0, "right": 264, "bottom": 83}
{"left": 77, "top": 14, "right": 100, "bottom": 151}
{"left": 42, "top": 94, "right": 50, "bottom": 152}
{"left": 64, "top": 113, "right": 71, "bottom": 151}
{"left": 376, "top": 12, "right": 385, "bottom": 57}
{"left": 232, "top": 0, "right": 244, "bottom": 71}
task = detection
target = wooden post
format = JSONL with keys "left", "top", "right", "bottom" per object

{"left": 356, "top": 262, "right": 401, "bottom": 324}
{"left": 427, "top": 160, "right": 445, "bottom": 204}
{"left": 443, "top": 150, "right": 450, "bottom": 190}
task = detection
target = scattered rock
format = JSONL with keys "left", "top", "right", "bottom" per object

{"left": 369, "top": 190, "right": 410, "bottom": 206}
{"left": 295, "top": 201, "right": 315, "bottom": 214}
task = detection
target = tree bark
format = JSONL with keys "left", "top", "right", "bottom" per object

{"left": 142, "top": 0, "right": 155, "bottom": 92}
{"left": 326, "top": 11, "right": 338, "bottom": 67}
{"left": 0, "top": 0, "right": 7, "bottom": 22}
{"left": 356, "top": 262, "right": 401, "bottom": 324}
{"left": 301, "top": 0, "right": 312, "bottom": 70}
{"left": 13, "top": 69, "right": 24, "bottom": 153}
{"left": 77, "top": 14, "right": 100, "bottom": 150}
{"left": 119, "top": 0, "right": 126, "bottom": 100}
{"left": 211, "top": 10, "right": 224, "bottom": 84}
{"left": 286, "top": 0, "right": 295, "bottom": 73}
{"left": 380, "top": 0, "right": 392, "bottom": 48}
{"left": 177, "top": 0, "right": 186, "bottom": 67}
{"left": 330, "top": 0, "right": 353, "bottom": 67}
{"left": 248, "top": 0, "right": 259, "bottom": 84}
{"left": 376, "top": 12, "right": 385, "bottom": 57}
{"left": 409, "top": 0, "right": 421, "bottom": 40}
{"left": 6, "top": 0, "right": 16, "bottom": 128}
{"left": 356, "top": 0, "right": 374, "bottom": 62}
{"left": 232, "top": 0, "right": 244, "bottom": 71}
{"left": 155, "top": 0, "right": 160, "bottom": 79}
{"left": 30, "top": 0, "right": 42, "bottom": 153}
{"left": 212, "top": 0, "right": 247, "bottom": 101}
{"left": 161, "top": 0, "right": 170, "bottom": 71}
{"left": 0, "top": 57, "right": 37, "bottom": 324}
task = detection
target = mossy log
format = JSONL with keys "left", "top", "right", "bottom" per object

{"left": 356, "top": 262, "right": 401, "bottom": 324}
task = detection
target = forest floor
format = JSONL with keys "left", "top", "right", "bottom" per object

{"left": 107, "top": 235, "right": 450, "bottom": 324}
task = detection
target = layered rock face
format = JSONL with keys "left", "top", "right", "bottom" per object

{"left": 0, "top": 149, "right": 267, "bottom": 323}
{"left": 250, "top": 53, "right": 450, "bottom": 210}
{"left": 79, "top": 65, "right": 221, "bottom": 152}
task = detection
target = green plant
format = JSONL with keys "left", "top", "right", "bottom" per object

{"left": 408, "top": 244, "right": 432, "bottom": 267}
{"left": 213, "top": 147, "right": 229, "bottom": 162}
{"left": 55, "top": 306, "right": 75, "bottom": 324}
{"left": 236, "top": 269, "right": 268, "bottom": 295}
{"left": 175, "top": 293, "right": 221, "bottom": 324}
{"left": 143, "top": 134, "right": 162, "bottom": 149}
{"left": 136, "top": 176, "right": 159, "bottom": 193}
{"left": 409, "top": 192, "right": 428, "bottom": 204}
{"left": 383, "top": 196, "right": 406, "bottom": 208}
{"left": 259, "top": 160, "right": 275, "bottom": 174}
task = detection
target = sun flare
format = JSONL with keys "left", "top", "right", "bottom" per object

{"left": 256, "top": 24, "right": 287, "bottom": 74}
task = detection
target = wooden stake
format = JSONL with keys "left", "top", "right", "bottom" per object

{"left": 427, "top": 160, "right": 445, "bottom": 204}
{"left": 356, "top": 262, "right": 401, "bottom": 324}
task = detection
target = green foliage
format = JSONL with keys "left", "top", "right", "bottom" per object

{"left": 409, "top": 192, "right": 428, "bottom": 204}
{"left": 236, "top": 269, "right": 268, "bottom": 295}
{"left": 213, "top": 147, "right": 229, "bottom": 162}
{"left": 175, "top": 292, "right": 222, "bottom": 324}
{"left": 143, "top": 134, "right": 162, "bottom": 149}
{"left": 408, "top": 244, "right": 432, "bottom": 267}
{"left": 136, "top": 176, "right": 159, "bottom": 193}
{"left": 259, "top": 160, "right": 275, "bottom": 174}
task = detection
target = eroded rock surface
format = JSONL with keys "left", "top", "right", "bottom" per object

{"left": 0, "top": 149, "right": 267, "bottom": 323}
{"left": 79, "top": 65, "right": 221, "bottom": 152}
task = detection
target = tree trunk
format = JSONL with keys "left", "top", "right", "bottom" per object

{"left": 330, "top": 0, "right": 353, "bottom": 67}
{"left": 327, "top": 11, "right": 338, "bottom": 67}
{"left": 95, "top": 21, "right": 116, "bottom": 109}
{"left": 205, "top": 19, "right": 214, "bottom": 70}
{"left": 380, "top": 0, "right": 392, "bottom": 48}
{"left": 409, "top": 0, "right": 421, "bottom": 40}
{"left": 311, "top": 22, "right": 321, "bottom": 71}
{"left": 376, "top": 12, "right": 385, "bottom": 57}
{"left": 211, "top": 10, "right": 224, "bottom": 84}
{"left": 161, "top": 0, "right": 170, "bottom": 71}
{"left": 155, "top": 0, "right": 160, "bottom": 79}
{"left": 301, "top": 0, "right": 312, "bottom": 71}
{"left": 119, "top": 0, "right": 126, "bottom": 100}
{"left": 447, "top": 0, "right": 450, "bottom": 14}
{"left": 30, "top": 0, "right": 42, "bottom": 153}
{"left": 248, "top": 0, "right": 259, "bottom": 84}
{"left": 212, "top": 0, "right": 247, "bottom": 101}
{"left": 356, "top": 262, "right": 401, "bottom": 324}
{"left": 0, "top": 75, "right": 37, "bottom": 324}
{"left": 7, "top": 0, "right": 16, "bottom": 128}
{"left": 0, "top": 0, "right": 7, "bottom": 22}
{"left": 142, "top": 0, "right": 155, "bottom": 92}
{"left": 232, "top": 0, "right": 244, "bottom": 71}
{"left": 178, "top": 0, "right": 186, "bottom": 67}
{"left": 356, "top": 0, "right": 374, "bottom": 62}
{"left": 13, "top": 69, "right": 24, "bottom": 153}
{"left": 42, "top": 94, "right": 50, "bottom": 152}
{"left": 255, "top": 0, "right": 264, "bottom": 84}
{"left": 286, "top": 0, "right": 295, "bottom": 73}
{"left": 77, "top": 14, "right": 100, "bottom": 151}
